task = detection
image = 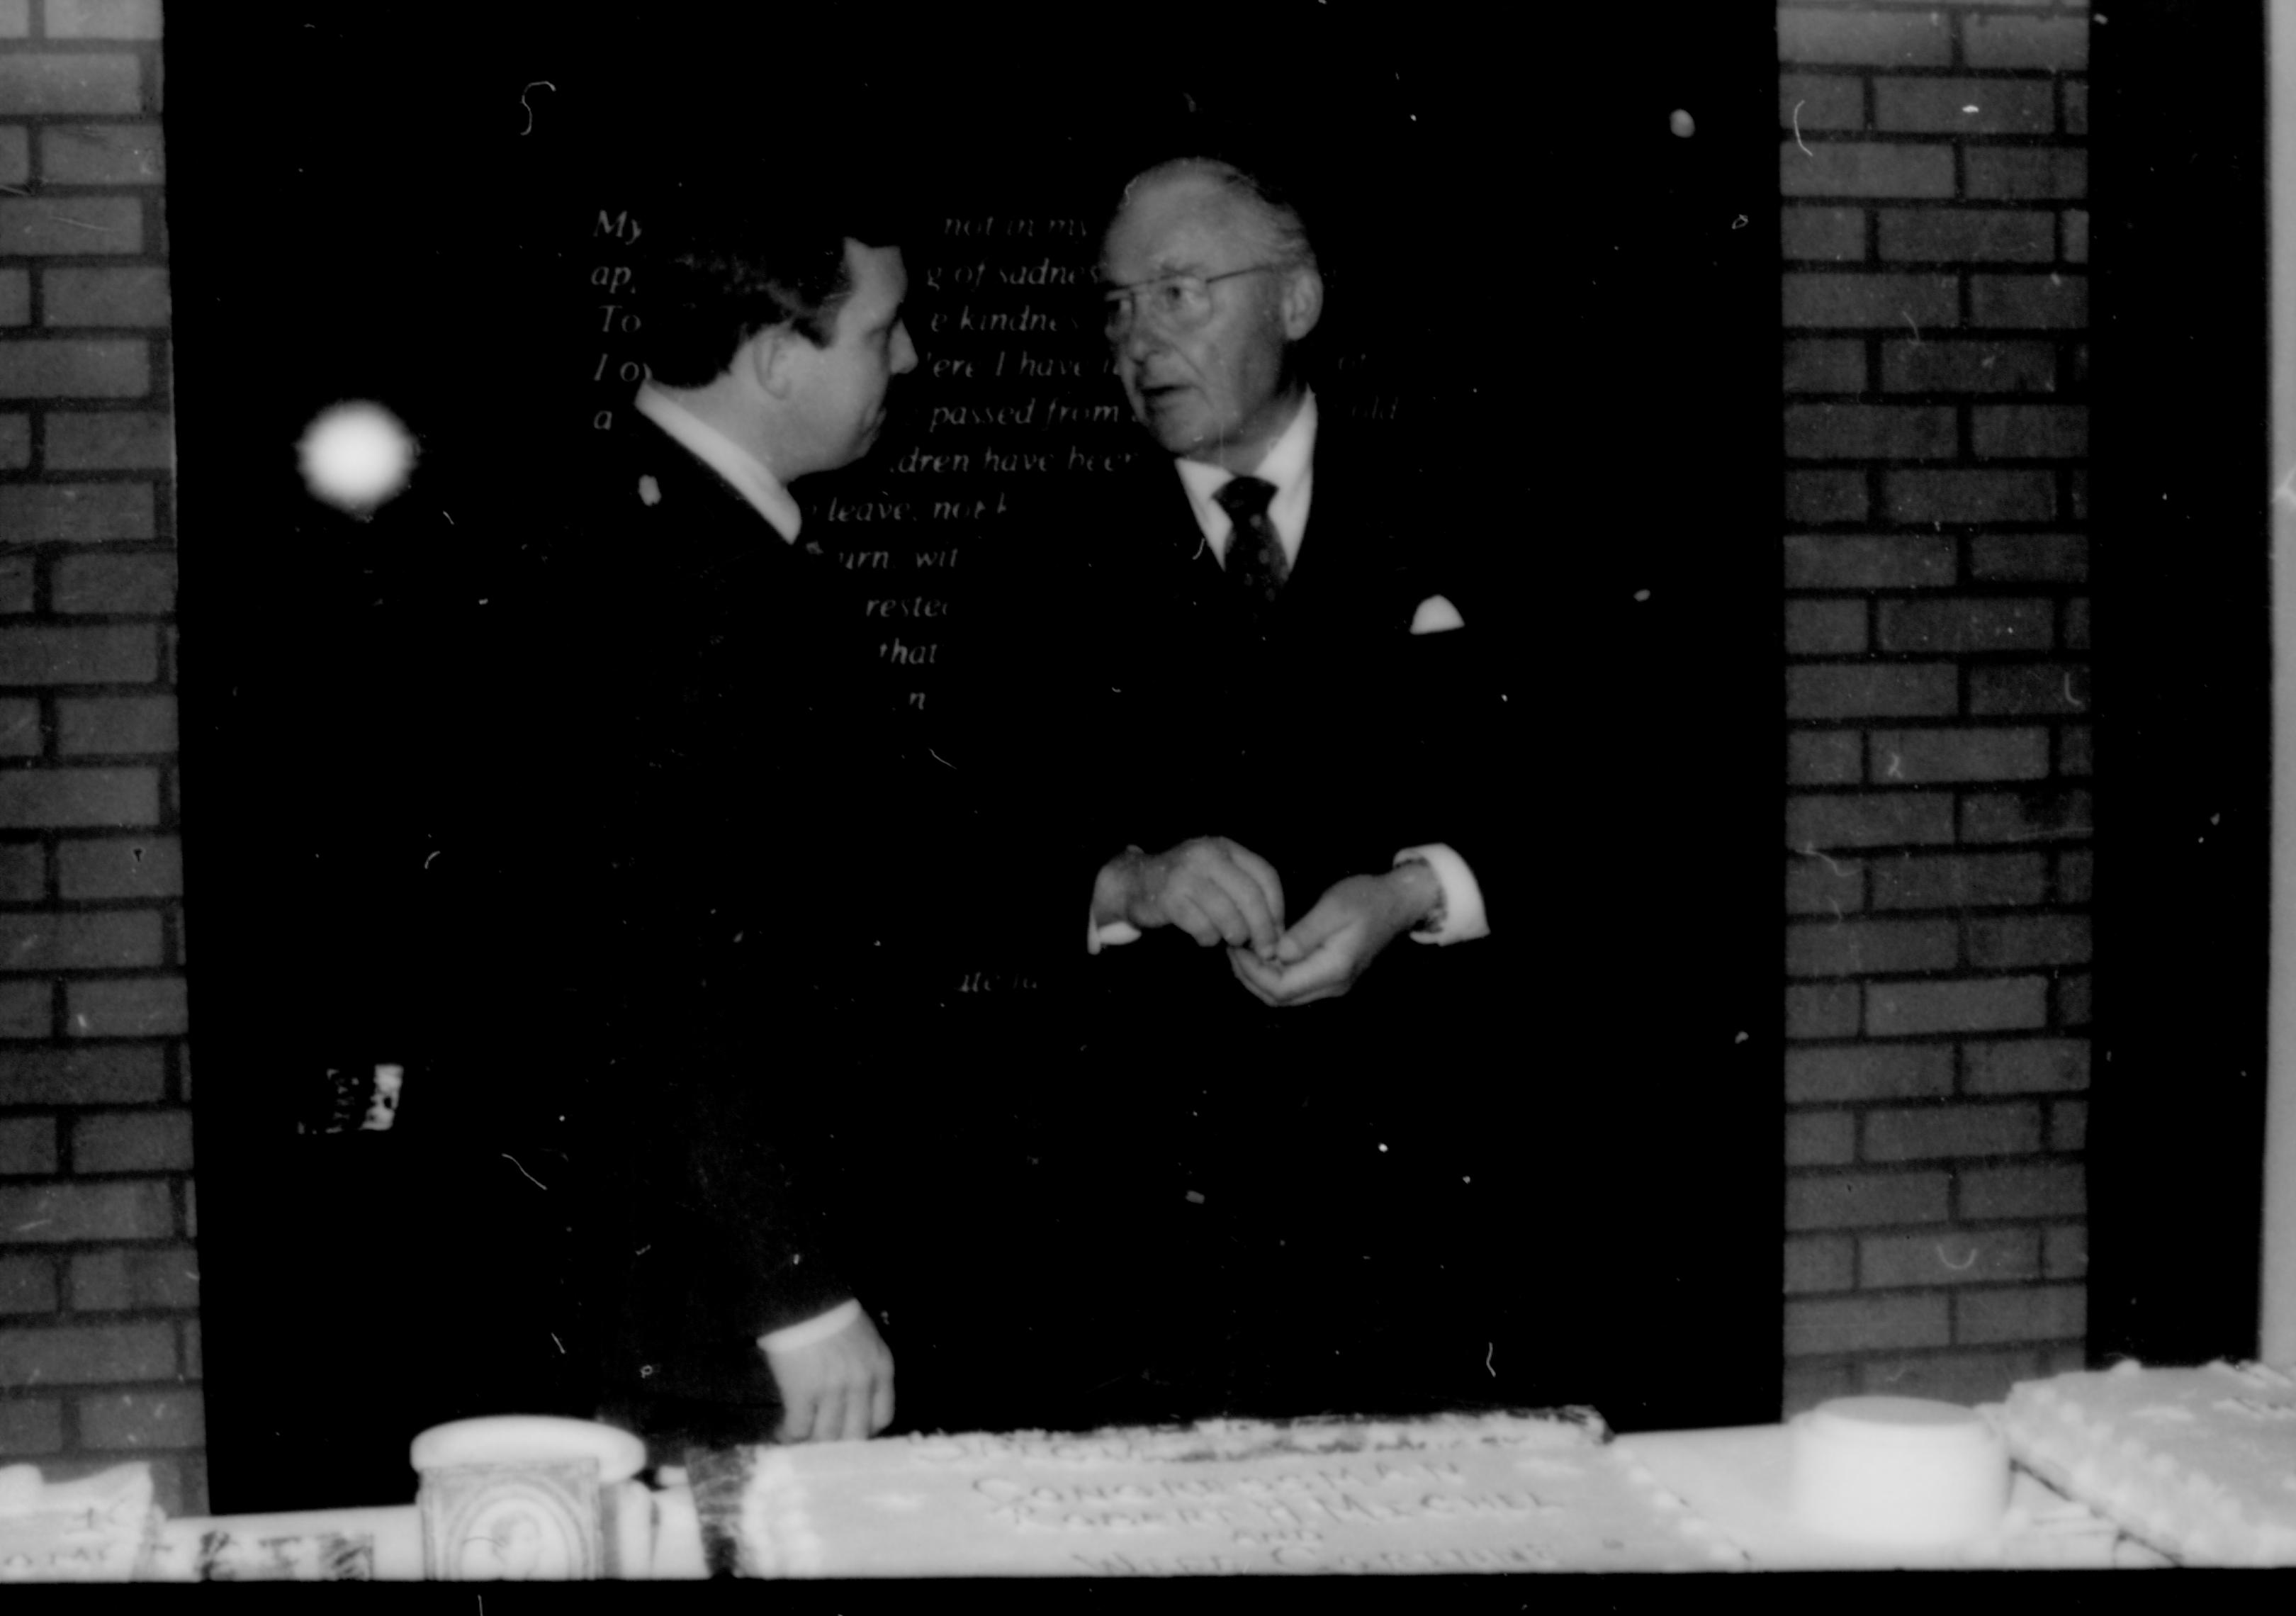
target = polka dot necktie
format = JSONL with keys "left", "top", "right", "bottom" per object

{"left": 1212, "top": 475, "right": 1288, "bottom": 610}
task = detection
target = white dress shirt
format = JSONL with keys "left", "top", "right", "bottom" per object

{"left": 758, "top": 1297, "right": 862, "bottom": 1357}
{"left": 1175, "top": 389, "right": 1318, "bottom": 569}
{"left": 1088, "top": 391, "right": 1490, "bottom": 953}
{"left": 634, "top": 383, "right": 804, "bottom": 544}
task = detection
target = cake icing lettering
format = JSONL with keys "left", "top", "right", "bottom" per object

{"left": 1312, "top": 1492, "right": 1410, "bottom": 1526}
{"left": 972, "top": 1468, "right": 1548, "bottom": 1535}
{"left": 728, "top": 1415, "right": 1740, "bottom": 1576}
{"left": 1068, "top": 1539, "right": 1565, "bottom": 1576}
{"left": 1067, "top": 1550, "right": 1247, "bottom": 1576}
{"left": 1332, "top": 1542, "right": 1561, "bottom": 1572}
{"left": 2214, "top": 1398, "right": 2296, "bottom": 1423}
{"left": 2222, "top": 1362, "right": 2296, "bottom": 1393}
{"left": 1229, "top": 1524, "right": 1322, "bottom": 1552}
{"left": 1374, "top": 1460, "right": 1466, "bottom": 1485}
{"left": 1419, "top": 1491, "right": 1550, "bottom": 1517}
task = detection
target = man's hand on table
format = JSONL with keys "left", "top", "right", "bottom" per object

{"left": 1228, "top": 864, "right": 1441, "bottom": 1007}
{"left": 763, "top": 1309, "right": 894, "bottom": 1443}
{"left": 1092, "top": 836, "right": 1285, "bottom": 958}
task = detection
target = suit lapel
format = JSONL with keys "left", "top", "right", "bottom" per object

{"left": 1273, "top": 409, "right": 1397, "bottom": 642}
{"left": 1300, "top": 408, "right": 1425, "bottom": 633}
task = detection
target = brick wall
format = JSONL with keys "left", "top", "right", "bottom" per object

{"left": 1779, "top": 0, "right": 2090, "bottom": 1412}
{"left": 0, "top": 0, "right": 197, "bottom": 1513}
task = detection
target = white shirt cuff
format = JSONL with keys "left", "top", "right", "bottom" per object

{"left": 1394, "top": 843, "right": 1489, "bottom": 945}
{"left": 1088, "top": 914, "right": 1142, "bottom": 953}
{"left": 758, "top": 1297, "right": 862, "bottom": 1355}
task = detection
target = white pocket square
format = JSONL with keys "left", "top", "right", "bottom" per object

{"left": 1410, "top": 595, "right": 1465, "bottom": 634}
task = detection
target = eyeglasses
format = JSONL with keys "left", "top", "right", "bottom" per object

{"left": 1101, "top": 263, "right": 1288, "bottom": 340}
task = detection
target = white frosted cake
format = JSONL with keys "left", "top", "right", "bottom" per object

{"left": 1998, "top": 1359, "right": 2296, "bottom": 1566}
{"left": 709, "top": 1411, "right": 1748, "bottom": 1576}
{"left": 1785, "top": 1397, "right": 2010, "bottom": 1548}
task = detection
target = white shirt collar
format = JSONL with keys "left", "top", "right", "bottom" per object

{"left": 1175, "top": 389, "right": 1317, "bottom": 566}
{"left": 634, "top": 382, "right": 804, "bottom": 544}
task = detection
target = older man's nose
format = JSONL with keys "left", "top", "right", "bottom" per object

{"left": 1120, "top": 318, "right": 1166, "bottom": 366}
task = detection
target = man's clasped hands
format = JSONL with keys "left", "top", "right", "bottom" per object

{"left": 1094, "top": 836, "right": 1439, "bottom": 1007}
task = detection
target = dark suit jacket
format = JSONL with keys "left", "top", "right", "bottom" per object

{"left": 1093, "top": 408, "right": 1509, "bottom": 935}
{"left": 461, "top": 405, "right": 973, "bottom": 1447}
{"left": 911, "top": 401, "right": 1568, "bottom": 1433}
{"left": 961, "top": 400, "right": 1512, "bottom": 953}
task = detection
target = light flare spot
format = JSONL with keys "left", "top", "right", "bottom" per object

{"left": 299, "top": 402, "right": 416, "bottom": 512}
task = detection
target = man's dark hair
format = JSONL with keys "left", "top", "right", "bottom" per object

{"left": 635, "top": 178, "right": 907, "bottom": 389}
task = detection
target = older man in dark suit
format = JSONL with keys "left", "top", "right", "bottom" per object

{"left": 928, "top": 157, "right": 1548, "bottom": 1435}
{"left": 1081, "top": 157, "right": 1503, "bottom": 1001}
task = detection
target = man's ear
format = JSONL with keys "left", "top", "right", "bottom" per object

{"left": 1280, "top": 266, "right": 1323, "bottom": 342}
{"left": 748, "top": 325, "right": 802, "bottom": 400}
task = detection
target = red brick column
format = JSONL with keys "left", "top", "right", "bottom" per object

{"left": 1778, "top": 0, "right": 2090, "bottom": 1411}
{"left": 0, "top": 0, "right": 197, "bottom": 1513}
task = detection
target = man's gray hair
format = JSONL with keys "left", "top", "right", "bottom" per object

{"left": 1121, "top": 157, "right": 1317, "bottom": 274}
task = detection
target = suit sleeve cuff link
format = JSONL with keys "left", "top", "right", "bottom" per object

{"left": 759, "top": 1297, "right": 862, "bottom": 1356}
{"left": 1394, "top": 843, "right": 1490, "bottom": 945}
